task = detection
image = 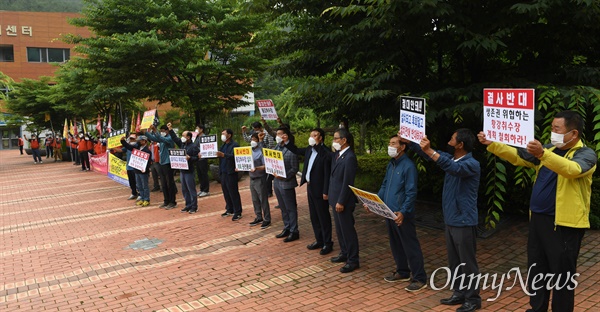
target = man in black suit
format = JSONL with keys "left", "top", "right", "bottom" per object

{"left": 328, "top": 128, "right": 359, "bottom": 273}
{"left": 289, "top": 128, "right": 334, "bottom": 255}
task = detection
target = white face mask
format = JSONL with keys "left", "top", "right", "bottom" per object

{"left": 275, "top": 136, "right": 283, "bottom": 144}
{"left": 387, "top": 146, "right": 399, "bottom": 158}
{"left": 250, "top": 141, "right": 258, "bottom": 148}
{"left": 332, "top": 142, "right": 342, "bottom": 151}
{"left": 85, "top": 137, "right": 89, "bottom": 141}
{"left": 181, "top": 136, "right": 187, "bottom": 142}
{"left": 160, "top": 132, "right": 167, "bottom": 137}
{"left": 551, "top": 131, "right": 573, "bottom": 148}
{"left": 221, "top": 134, "right": 227, "bottom": 142}
{"left": 308, "top": 137, "right": 317, "bottom": 146}
{"left": 339, "top": 124, "right": 344, "bottom": 129}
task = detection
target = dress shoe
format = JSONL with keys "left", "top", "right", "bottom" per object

{"left": 320, "top": 243, "right": 333, "bottom": 255}
{"left": 440, "top": 295, "right": 465, "bottom": 306}
{"left": 339, "top": 263, "right": 359, "bottom": 273}
{"left": 275, "top": 229, "right": 290, "bottom": 238}
{"left": 306, "top": 242, "right": 323, "bottom": 250}
{"left": 283, "top": 232, "right": 299, "bottom": 242}
{"left": 456, "top": 302, "right": 480, "bottom": 312}
{"left": 330, "top": 254, "right": 347, "bottom": 263}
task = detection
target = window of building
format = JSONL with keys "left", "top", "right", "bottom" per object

{"left": 27, "top": 47, "right": 70, "bottom": 63}
{"left": 0, "top": 45, "right": 14, "bottom": 62}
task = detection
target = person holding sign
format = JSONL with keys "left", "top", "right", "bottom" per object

{"left": 246, "top": 133, "right": 271, "bottom": 228}
{"left": 120, "top": 135, "right": 152, "bottom": 207}
{"left": 272, "top": 127, "right": 300, "bottom": 242}
{"left": 145, "top": 125, "right": 178, "bottom": 209}
{"left": 216, "top": 129, "right": 243, "bottom": 221}
{"left": 288, "top": 128, "right": 334, "bottom": 255}
{"left": 194, "top": 125, "right": 210, "bottom": 198}
{"left": 406, "top": 129, "right": 481, "bottom": 312}
{"left": 328, "top": 128, "right": 360, "bottom": 273}
{"left": 168, "top": 127, "right": 200, "bottom": 214}
{"left": 478, "top": 110, "right": 597, "bottom": 312}
{"left": 369, "top": 135, "right": 426, "bottom": 292}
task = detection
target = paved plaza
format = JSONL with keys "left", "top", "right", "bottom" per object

{"left": 0, "top": 150, "right": 598, "bottom": 311}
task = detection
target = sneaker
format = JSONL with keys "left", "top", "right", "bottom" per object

{"left": 159, "top": 203, "right": 169, "bottom": 209}
{"left": 181, "top": 207, "right": 190, "bottom": 213}
{"left": 151, "top": 187, "right": 161, "bottom": 192}
{"left": 197, "top": 191, "right": 209, "bottom": 197}
{"left": 384, "top": 272, "right": 411, "bottom": 283}
{"left": 405, "top": 281, "right": 427, "bottom": 292}
{"left": 221, "top": 211, "right": 233, "bottom": 217}
{"left": 135, "top": 200, "right": 144, "bottom": 206}
{"left": 141, "top": 201, "right": 150, "bottom": 207}
{"left": 260, "top": 221, "right": 271, "bottom": 229}
{"left": 137, "top": 196, "right": 142, "bottom": 201}
{"left": 165, "top": 203, "right": 177, "bottom": 209}
{"left": 34, "top": 161, "right": 37, "bottom": 164}
{"left": 127, "top": 195, "right": 137, "bottom": 200}
{"left": 40, "top": 161, "right": 43, "bottom": 164}
{"left": 249, "top": 218, "right": 263, "bottom": 226}
{"left": 188, "top": 209, "right": 197, "bottom": 214}
{"left": 232, "top": 214, "right": 242, "bottom": 221}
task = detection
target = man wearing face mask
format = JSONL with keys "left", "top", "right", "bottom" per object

{"left": 216, "top": 129, "right": 243, "bottom": 220}
{"left": 75, "top": 133, "right": 92, "bottom": 171}
{"left": 368, "top": 135, "right": 427, "bottom": 292}
{"left": 406, "top": 129, "right": 481, "bottom": 312}
{"left": 329, "top": 128, "right": 360, "bottom": 273}
{"left": 120, "top": 135, "right": 152, "bottom": 207}
{"left": 478, "top": 110, "right": 596, "bottom": 312}
{"left": 168, "top": 126, "right": 200, "bottom": 214}
{"left": 288, "top": 128, "right": 333, "bottom": 254}
{"left": 272, "top": 127, "right": 300, "bottom": 242}
{"left": 146, "top": 124, "right": 178, "bottom": 209}
{"left": 247, "top": 132, "right": 271, "bottom": 228}
{"left": 194, "top": 125, "right": 210, "bottom": 198}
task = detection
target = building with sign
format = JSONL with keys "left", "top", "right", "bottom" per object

{"left": 0, "top": 11, "right": 90, "bottom": 150}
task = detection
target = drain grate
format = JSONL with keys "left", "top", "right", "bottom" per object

{"left": 124, "top": 237, "right": 164, "bottom": 250}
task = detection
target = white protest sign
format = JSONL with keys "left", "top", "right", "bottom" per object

{"left": 262, "top": 148, "right": 286, "bottom": 178}
{"left": 128, "top": 148, "right": 150, "bottom": 173}
{"left": 199, "top": 135, "right": 218, "bottom": 158}
{"left": 349, "top": 186, "right": 397, "bottom": 220}
{"left": 234, "top": 146, "right": 254, "bottom": 172}
{"left": 256, "top": 99, "right": 278, "bottom": 120}
{"left": 169, "top": 149, "right": 188, "bottom": 170}
{"left": 483, "top": 89, "right": 535, "bottom": 148}
{"left": 399, "top": 96, "right": 426, "bottom": 144}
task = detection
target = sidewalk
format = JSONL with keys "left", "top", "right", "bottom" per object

{"left": 0, "top": 150, "right": 598, "bottom": 311}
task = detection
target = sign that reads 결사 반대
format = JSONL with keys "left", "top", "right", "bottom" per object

{"left": 483, "top": 89, "right": 535, "bottom": 148}
{"left": 262, "top": 148, "right": 286, "bottom": 178}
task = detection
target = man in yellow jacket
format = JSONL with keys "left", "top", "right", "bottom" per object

{"left": 478, "top": 110, "right": 596, "bottom": 312}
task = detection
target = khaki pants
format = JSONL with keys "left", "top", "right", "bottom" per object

{"left": 54, "top": 147, "right": 63, "bottom": 161}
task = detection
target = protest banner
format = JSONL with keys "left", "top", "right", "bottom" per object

{"left": 399, "top": 96, "right": 426, "bottom": 144}
{"left": 262, "top": 148, "right": 286, "bottom": 178}
{"left": 108, "top": 153, "right": 129, "bottom": 187}
{"left": 483, "top": 88, "right": 535, "bottom": 148}
{"left": 139, "top": 109, "right": 159, "bottom": 129}
{"left": 256, "top": 99, "right": 278, "bottom": 120}
{"left": 234, "top": 146, "right": 254, "bottom": 172}
{"left": 107, "top": 128, "right": 126, "bottom": 149}
{"left": 169, "top": 149, "right": 189, "bottom": 170}
{"left": 90, "top": 152, "right": 108, "bottom": 175}
{"left": 349, "top": 186, "right": 397, "bottom": 220}
{"left": 128, "top": 148, "right": 150, "bottom": 172}
{"left": 199, "top": 135, "right": 218, "bottom": 158}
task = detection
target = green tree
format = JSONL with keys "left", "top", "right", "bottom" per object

{"left": 0, "top": 0, "right": 84, "bottom": 12}
{"left": 66, "top": 0, "right": 268, "bottom": 127}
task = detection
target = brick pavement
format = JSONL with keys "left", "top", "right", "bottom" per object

{"left": 0, "top": 150, "right": 598, "bottom": 311}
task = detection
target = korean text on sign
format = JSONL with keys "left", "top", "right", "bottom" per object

{"left": 128, "top": 149, "right": 150, "bottom": 173}
{"left": 483, "top": 89, "right": 535, "bottom": 148}
{"left": 107, "top": 129, "right": 126, "bottom": 149}
{"left": 262, "top": 148, "right": 286, "bottom": 178}
{"left": 199, "top": 135, "right": 218, "bottom": 158}
{"left": 256, "top": 99, "right": 279, "bottom": 120}
{"left": 349, "top": 186, "right": 397, "bottom": 220}
{"left": 234, "top": 147, "right": 254, "bottom": 172}
{"left": 399, "top": 96, "right": 426, "bottom": 144}
{"left": 169, "top": 149, "right": 189, "bottom": 170}
{"left": 139, "top": 109, "right": 157, "bottom": 129}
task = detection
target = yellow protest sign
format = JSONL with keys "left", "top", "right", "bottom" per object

{"left": 108, "top": 153, "right": 129, "bottom": 187}
{"left": 139, "top": 109, "right": 157, "bottom": 130}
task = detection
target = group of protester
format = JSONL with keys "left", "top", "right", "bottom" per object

{"left": 17, "top": 110, "right": 595, "bottom": 312}
{"left": 20, "top": 132, "right": 107, "bottom": 167}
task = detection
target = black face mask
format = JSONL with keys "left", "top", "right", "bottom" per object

{"left": 446, "top": 144, "right": 456, "bottom": 155}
